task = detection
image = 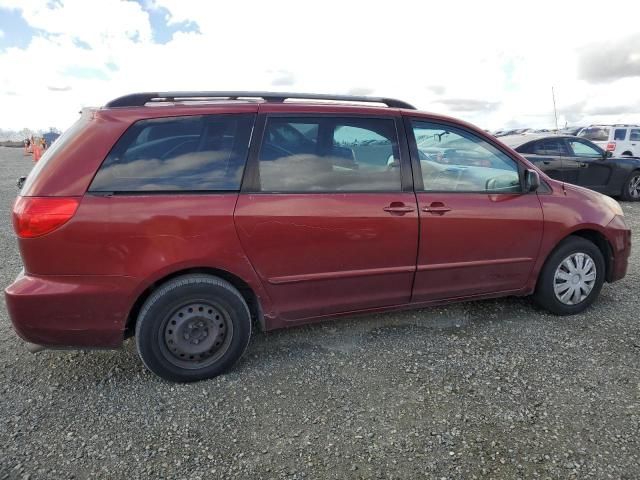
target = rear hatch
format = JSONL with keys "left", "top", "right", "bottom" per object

{"left": 18, "top": 109, "right": 94, "bottom": 195}
{"left": 11, "top": 108, "right": 133, "bottom": 275}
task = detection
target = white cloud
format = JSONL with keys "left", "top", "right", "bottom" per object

{"left": 0, "top": 28, "right": 5, "bottom": 39}
{"left": 0, "top": 0, "right": 640, "bottom": 130}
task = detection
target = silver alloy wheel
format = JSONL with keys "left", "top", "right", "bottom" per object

{"left": 628, "top": 174, "right": 640, "bottom": 199}
{"left": 553, "top": 252, "right": 597, "bottom": 305}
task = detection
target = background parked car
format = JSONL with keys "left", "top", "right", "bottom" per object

{"left": 577, "top": 124, "right": 640, "bottom": 157}
{"left": 558, "top": 126, "right": 585, "bottom": 136}
{"left": 500, "top": 133, "right": 640, "bottom": 200}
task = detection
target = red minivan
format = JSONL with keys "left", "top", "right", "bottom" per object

{"left": 5, "top": 92, "right": 631, "bottom": 382}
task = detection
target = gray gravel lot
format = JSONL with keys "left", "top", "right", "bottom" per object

{"left": 0, "top": 145, "right": 638, "bottom": 479}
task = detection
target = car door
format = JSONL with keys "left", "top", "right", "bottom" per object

{"left": 629, "top": 128, "right": 640, "bottom": 156}
{"left": 234, "top": 111, "right": 419, "bottom": 321}
{"left": 517, "top": 138, "right": 566, "bottom": 181}
{"left": 564, "top": 138, "right": 614, "bottom": 192}
{"left": 406, "top": 118, "right": 544, "bottom": 301}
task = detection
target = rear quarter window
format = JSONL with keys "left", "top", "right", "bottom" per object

{"left": 90, "top": 114, "right": 254, "bottom": 192}
{"left": 578, "top": 127, "right": 610, "bottom": 142}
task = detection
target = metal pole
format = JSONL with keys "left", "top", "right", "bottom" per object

{"left": 552, "top": 86, "right": 559, "bottom": 132}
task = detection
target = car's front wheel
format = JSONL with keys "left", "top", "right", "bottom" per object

{"left": 533, "top": 236, "right": 605, "bottom": 315}
{"left": 621, "top": 170, "right": 640, "bottom": 201}
{"left": 135, "top": 274, "right": 252, "bottom": 382}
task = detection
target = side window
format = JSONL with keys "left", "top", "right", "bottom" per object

{"left": 90, "top": 114, "right": 254, "bottom": 191}
{"left": 630, "top": 129, "right": 640, "bottom": 141}
{"left": 258, "top": 117, "right": 401, "bottom": 192}
{"left": 260, "top": 120, "right": 319, "bottom": 160}
{"left": 411, "top": 121, "right": 521, "bottom": 193}
{"left": 532, "top": 139, "right": 565, "bottom": 156}
{"left": 567, "top": 139, "right": 602, "bottom": 157}
{"left": 614, "top": 129, "right": 627, "bottom": 141}
{"left": 515, "top": 142, "right": 534, "bottom": 154}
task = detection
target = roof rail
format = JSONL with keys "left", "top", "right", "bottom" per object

{"left": 104, "top": 91, "right": 416, "bottom": 110}
{"left": 586, "top": 124, "right": 640, "bottom": 127}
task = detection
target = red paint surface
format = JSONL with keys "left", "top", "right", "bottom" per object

{"left": 235, "top": 193, "right": 419, "bottom": 320}
{"left": 412, "top": 192, "right": 543, "bottom": 301}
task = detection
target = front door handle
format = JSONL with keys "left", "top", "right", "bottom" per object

{"left": 422, "top": 202, "right": 451, "bottom": 215}
{"left": 542, "top": 160, "right": 551, "bottom": 165}
{"left": 579, "top": 162, "right": 588, "bottom": 168}
{"left": 383, "top": 202, "right": 415, "bottom": 215}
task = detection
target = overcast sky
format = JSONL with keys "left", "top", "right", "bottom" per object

{"left": 0, "top": 0, "right": 639, "bottom": 131}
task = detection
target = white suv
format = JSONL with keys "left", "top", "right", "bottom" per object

{"left": 577, "top": 125, "right": 640, "bottom": 157}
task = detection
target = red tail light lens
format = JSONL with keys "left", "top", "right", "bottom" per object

{"left": 606, "top": 141, "right": 616, "bottom": 151}
{"left": 12, "top": 197, "right": 79, "bottom": 238}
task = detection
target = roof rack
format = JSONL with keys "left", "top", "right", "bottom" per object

{"left": 104, "top": 91, "right": 416, "bottom": 110}
{"left": 586, "top": 124, "right": 640, "bottom": 127}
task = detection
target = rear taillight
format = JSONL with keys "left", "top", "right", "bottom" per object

{"left": 606, "top": 141, "right": 616, "bottom": 151}
{"left": 12, "top": 197, "right": 79, "bottom": 238}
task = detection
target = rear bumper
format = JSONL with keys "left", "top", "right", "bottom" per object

{"left": 605, "top": 215, "right": 631, "bottom": 283}
{"left": 4, "top": 270, "right": 138, "bottom": 349}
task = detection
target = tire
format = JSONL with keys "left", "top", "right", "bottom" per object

{"left": 621, "top": 170, "right": 640, "bottom": 201}
{"left": 621, "top": 151, "right": 633, "bottom": 157}
{"left": 533, "top": 236, "right": 605, "bottom": 315}
{"left": 135, "top": 274, "right": 251, "bottom": 382}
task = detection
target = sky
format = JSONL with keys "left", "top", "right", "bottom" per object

{"left": 0, "top": 0, "right": 639, "bottom": 132}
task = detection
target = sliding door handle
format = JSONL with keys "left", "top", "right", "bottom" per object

{"left": 422, "top": 202, "right": 451, "bottom": 215}
{"left": 383, "top": 202, "right": 415, "bottom": 214}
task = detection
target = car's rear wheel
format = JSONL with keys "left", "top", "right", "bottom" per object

{"left": 533, "top": 236, "right": 605, "bottom": 315}
{"left": 135, "top": 274, "right": 251, "bottom": 382}
{"left": 621, "top": 170, "right": 640, "bottom": 201}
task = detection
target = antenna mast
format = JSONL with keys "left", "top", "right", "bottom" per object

{"left": 552, "top": 86, "right": 559, "bottom": 132}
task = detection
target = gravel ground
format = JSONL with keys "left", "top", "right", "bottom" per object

{"left": 0, "top": 145, "right": 638, "bottom": 479}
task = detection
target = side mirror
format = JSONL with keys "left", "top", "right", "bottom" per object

{"left": 604, "top": 151, "right": 613, "bottom": 159}
{"left": 524, "top": 169, "right": 540, "bottom": 192}
{"left": 17, "top": 176, "right": 26, "bottom": 190}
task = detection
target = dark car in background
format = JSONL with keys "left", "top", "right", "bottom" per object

{"left": 501, "top": 134, "right": 640, "bottom": 200}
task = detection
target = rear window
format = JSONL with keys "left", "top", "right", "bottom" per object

{"left": 90, "top": 114, "right": 254, "bottom": 192}
{"left": 578, "top": 127, "right": 610, "bottom": 142}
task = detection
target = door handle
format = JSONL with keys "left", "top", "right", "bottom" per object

{"left": 579, "top": 162, "right": 588, "bottom": 168}
{"left": 422, "top": 202, "right": 451, "bottom": 215}
{"left": 383, "top": 202, "right": 415, "bottom": 214}
{"left": 542, "top": 160, "right": 551, "bottom": 165}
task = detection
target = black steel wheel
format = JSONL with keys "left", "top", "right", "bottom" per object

{"left": 135, "top": 274, "right": 252, "bottom": 382}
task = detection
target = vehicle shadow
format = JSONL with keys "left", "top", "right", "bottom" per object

{"left": 16, "top": 289, "right": 617, "bottom": 385}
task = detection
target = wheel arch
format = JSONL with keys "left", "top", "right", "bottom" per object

{"left": 536, "top": 229, "right": 614, "bottom": 290}
{"left": 124, "top": 267, "right": 264, "bottom": 338}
